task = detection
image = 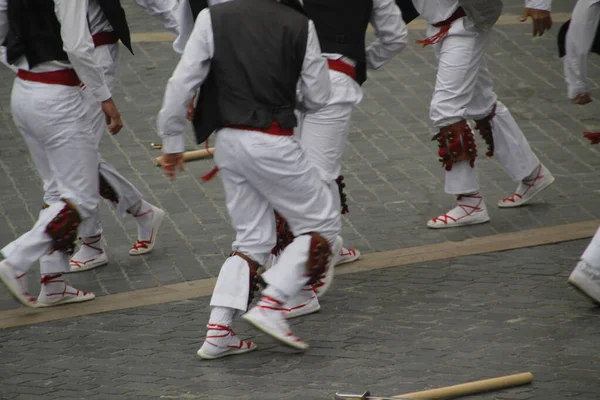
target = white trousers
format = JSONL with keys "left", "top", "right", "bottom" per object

{"left": 427, "top": 18, "right": 540, "bottom": 195}
{"left": 297, "top": 70, "right": 362, "bottom": 215}
{"left": 564, "top": 0, "right": 600, "bottom": 99}
{"left": 1, "top": 78, "right": 99, "bottom": 275}
{"left": 210, "top": 128, "right": 341, "bottom": 311}
{"left": 44, "top": 44, "right": 143, "bottom": 237}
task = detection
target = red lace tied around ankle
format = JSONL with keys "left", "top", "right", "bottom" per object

{"left": 416, "top": 7, "right": 466, "bottom": 47}
{"left": 130, "top": 208, "right": 154, "bottom": 251}
{"left": 501, "top": 165, "right": 544, "bottom": 204}
{"left": 70, "top": 235, "right": 104, "bottom": 269}
{"left": 40, "top": 274, "right": 89, "bottom": 297}
{"left": 205, "top": 324, "right": 252, "bottom": 349}
{"left": 431, "top": 194, "right": 483, "bottom": 225}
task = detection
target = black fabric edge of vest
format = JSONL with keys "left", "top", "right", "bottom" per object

{"left": 558, "top": 19, "right": 600, "bottom": 58}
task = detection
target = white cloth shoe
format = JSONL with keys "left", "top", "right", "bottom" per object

{"left": 197, "top": 324, "right": 257, "bottom": 359}
{"left": 0, "top": 261, "right": 37, "bottom": 308}
{"left": 314, "top": 236, "right": 343, "bottom": 299}
{"left": 36, "top": 274, "right": 95, "bottom": 307}
{"left": 243, "top": 296, "right": 309, "bottom": 350}
{"left": 336, "top": 247, "right": 360, "bottom": 266}
{"left": 427, "top": 193, "right": 490, "bottom": 229}
{"left": 283, "top": 286, "right": 321, "bottom": 319}
{"left": 568, "top": 260, "right": 600, "bottom": 305}
{"left": 498, "top": 164, "right": 555, "bottom": 208}
{"left": 69, "top": 235, "right": 108, "bottom": 273}
{"left": 129, "top": 205, "right": 165, "bottom": 255}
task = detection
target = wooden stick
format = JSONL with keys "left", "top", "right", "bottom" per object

{"left": 386, "top": 372, "right": 533, "bottom": 399}
{"left": 154, "top": 148, "right": 215, "bottom": 166}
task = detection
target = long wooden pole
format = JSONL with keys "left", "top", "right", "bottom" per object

{"left": 383, "top": 372, "right": 533, "bottom": 400}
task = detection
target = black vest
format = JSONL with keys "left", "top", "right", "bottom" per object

{"left": 397, "top": 0, "right": 420, "bottom": 25}
{"left": 5, "top": 0, "right": 68, "bottom": 67}
{"left": 192, "top": 0, "right": 308, "bottom": 144}
{"left": 5, "top": 0, "right": 132, "bottom": 68}
{"left": 97, "top": 0, "right": 133, "bottom": 54}
{"left": 302, "top": 0, "right": 372, "bottom": 85}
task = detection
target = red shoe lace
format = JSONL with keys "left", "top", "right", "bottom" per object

{"left": 70, "top": 235, "right": 103, "bottom": 269}
{"left": 40, "top": 274, "right": 88, "bottom": 297}
{"left": 131, "top": 239, "right": 151, "bottom": 251}
{"left": 16, "top": 273, "right": 36, "bottom": 303}
{"left": 205, "top": 324, "right": 252, "bottom": 349}
{"left": 340, "top": 248, "right": 356, "bottom": 257}
{"left": 431, "top": 194, "right": 483, "bottom": 225}
{"left": 257, "top": 296, "right": 286, "bottom": 311}
{"left": 501, "top": 165, "right": 543, "bottom": 204}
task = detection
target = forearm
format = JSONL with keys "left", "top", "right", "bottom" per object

{"left": 366, "top": 0, "right": 408, "bottom": 70}
{"left": 54, "top": 0, "right": 111, "bottom": 102}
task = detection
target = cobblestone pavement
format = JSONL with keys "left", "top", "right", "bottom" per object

{"left": 1, "top": 239, "right": 599, "bottom": 399}
{"left": 0, "top": 2, "right": 597, "bottom": 305}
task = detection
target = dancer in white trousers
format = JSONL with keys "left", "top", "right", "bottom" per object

{"left": 0, "top": 0, "right": 123, "bottom": 307}
{"left": 563, "top": 0, "right": 600, "bottom": 304}
{"left": 411, "top": 0, "right": 555, "bottom": 229}
{"left": 569, "top": 227, "right": 600, "bottom": 304}
{"left": 563, "top": 0, "right": 600, "bottom": 105}
{"left": 277, "top": 0, "right": 407, "bottom": 317}
{"left": 66, "top": 0, "right": 178, "bottom": 272}
{"left": 157, "top": 0, "right": 341, "bottom": 358}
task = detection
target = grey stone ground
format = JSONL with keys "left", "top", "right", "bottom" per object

{"left": 1, "top": 240, "right": 599, "bottom": 399}
{"left": 0, "top": 1, "right": 597, "bottom": 301}
{"left": 1, "top": 1, "right": 600, "bottom": 398}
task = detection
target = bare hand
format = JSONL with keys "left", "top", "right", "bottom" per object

{"left": 101, "top": 98, "right": 123, "bottom": 135}
{"left": 572, "top": 93, "right": 592, "bottom": 105}
{"left": 520, "top": 8, "right": 552, "bottom": 37}
{"left": 160, "top": 152, "right": 185, "bottom": 181}
{"left": 186, "top": 94, "right": 196, "bottom": 121}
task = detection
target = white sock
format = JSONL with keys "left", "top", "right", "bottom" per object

{"left": 208, "top": 306, "right": 235, "bottom": 326}
{"left": 524, "top": 164, "right": 542, "bottom": 181}
{"left": 128, "top": 200, "right": 154, "bottom": 241}
{"left": 72, "top": 235, "right": 104, "bottom": 260}
{"left": 40, "top": 273, "right": 66, "bottom": 295}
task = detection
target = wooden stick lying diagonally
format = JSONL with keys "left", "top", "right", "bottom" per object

{"left": 154, "top": 148, "right": 215, "bottom": 166}
{"left": 386, "top": 372, "right": 534, "bottom": 400}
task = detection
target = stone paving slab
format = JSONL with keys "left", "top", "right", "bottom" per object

{"left": 1, "top": 1, "right": 599, "bottom": 308}
{"left": 0, "top": 239, "right": 599, "bottom": 399}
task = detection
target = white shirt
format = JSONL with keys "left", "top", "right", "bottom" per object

{"left": 158, "top": 8, "right": 331, "bottom": 154}
{"left": 136, "top": 0, "right": 180, "bottom": 36}
{"left": 525, "top": 0, "right": 552, "bottom": 11}
{"left": 366, "top": 0, "right": 408, "bottom": 70}
{"left": 0, "top": 0, "right": 111, "bottom": 103}
{"left": 88, "top": 0, "right": 113, "bottom": 35}
{"left": 413, "top": 0, "right": 552, "bottom": 25}
{"left": 173, "top": 0, "right": 229, "bottom": 54}
{"left": 411, "top": 0, "right": 460, "bottom": 25}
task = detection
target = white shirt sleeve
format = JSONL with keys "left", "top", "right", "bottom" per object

{"left": 173, "top": 0, "right": 195, "bottom": 54}
{"left": 0, "top": 0, "right": 15, "bottom": 72}
{"left": 525, "top": 0, "right": 551, "bottom": 11}
{"left": 366, "top": 0, "right": 408, "bottom": 70}
{"left": 54, "top": 0, "right": 111, "bottom": 102}
{"left": 158, "top": 8, "right": 214, "bottom": 154}
{"left": 135, "top": 0, "right": 180, "bottom": 36}
{"left": 298, "top": 20, "right": 331, "bottom": 112}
